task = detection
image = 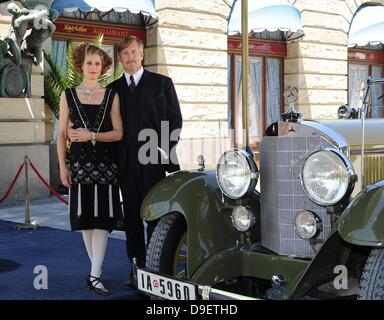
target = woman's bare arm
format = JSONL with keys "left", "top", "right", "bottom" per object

{"left": 57, "top": 91, "right": 72, "bottom": 187}
{"left": 69, "top": 93, "right": 123, "bottom": 143}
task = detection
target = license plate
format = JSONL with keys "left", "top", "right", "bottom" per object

{"left": 137, "top": 268, "right": 197, "bottom": 300}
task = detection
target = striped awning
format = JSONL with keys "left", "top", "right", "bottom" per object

{"left": 228, "top": 0, "right": 304, "bottom": 41}
{"left": 51, "top": 0, "right": 158, "bottom": 26}
{"left": 348, "top": 5, "right": 384, "bottom": 47}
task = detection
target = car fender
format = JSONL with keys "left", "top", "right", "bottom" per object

{"left": 140, "top": 169, "right": 247, "bottom": 276}
{"left": 338, "top": 180, "right": 384, "bottom": 247}
{"left": 285, "top": 229, "right": 368, "bottom": 299}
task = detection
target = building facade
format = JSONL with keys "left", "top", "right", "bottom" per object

{"left": 0, "top": 0, "right": 383, "bottom": 199}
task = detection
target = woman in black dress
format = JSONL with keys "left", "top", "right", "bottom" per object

{"left": 57, "top": 44, "right": 123, "bottom": 296}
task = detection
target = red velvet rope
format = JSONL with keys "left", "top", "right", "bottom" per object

{"left": 0, "top": 162, "right": 25, "bottom": 204}
{"left": 29, "top": 161, "right": 68, "bottom": 205}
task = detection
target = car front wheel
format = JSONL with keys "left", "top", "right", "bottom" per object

{"left": 358, "top": 249, "right": 384, "bottom": 300}
{"left": 146, "top": 213, "right": 187, "bottom": 279}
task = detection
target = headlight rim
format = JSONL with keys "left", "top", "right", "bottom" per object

{"left": 230, "top": 205, "right": 256, "bottom": 232}
{"left": 300, "top": 148, "right": 356, "bottom": 206}
{"left": 216, "top": 148, "right": 258, "bottom": 200}
{"left": 294, "top": 210, "right": 323, "bottom": 240}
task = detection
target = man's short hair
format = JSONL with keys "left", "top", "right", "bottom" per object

{"left": 116, "top": 36, "right": 144, "bottom": 53}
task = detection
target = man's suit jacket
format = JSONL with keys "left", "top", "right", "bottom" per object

{"left": 108, "top": 70, "right": 183, "bottom": 188}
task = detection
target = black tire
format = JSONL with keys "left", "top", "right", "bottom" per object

{"left": 146, "top": 213, "right": 187, "bottom": 275}
{"left": 358, "top": 249, "right": 384, "bottom": 300}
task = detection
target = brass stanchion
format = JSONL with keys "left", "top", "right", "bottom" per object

{"left": 16, "top": 156, "right": 39, "bottom": 230}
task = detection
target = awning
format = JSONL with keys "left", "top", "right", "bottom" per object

{"left": 348, "top": 5, "right": 384, "bottom": 47}
{"left": 228, "top": 0, "right": 304, "bottom": 41}
{"left": 51, "top": 0, "right": 158, "bottom": 26}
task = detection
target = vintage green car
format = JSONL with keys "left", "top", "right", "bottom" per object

{"left": 135, "top": 78, "right": 384, "bottom": 300}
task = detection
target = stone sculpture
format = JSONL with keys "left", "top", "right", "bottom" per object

{"left": 0, "top": 1, "right": 58, "bottom": 97}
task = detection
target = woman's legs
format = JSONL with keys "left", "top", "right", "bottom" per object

{"left": 81, "top": 230, "right": 93, "bottom": 264}
{"left": 91, "top": 229, "right": 108, "bottom": 278}
{"left": 89, "top": 229, "right": 109, "bottom": 290}
{"left": 82, "top": 228, "right": 109, "bottom": 291}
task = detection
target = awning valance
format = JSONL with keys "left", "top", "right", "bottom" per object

{"left": 228, "top": 0, "right": 304, "bottom": 41}
{"left": 51, "top": 0, "right": 158, "bottom": 26}
{"left": 348, "top": 5, "right": 384, "bottom": 48}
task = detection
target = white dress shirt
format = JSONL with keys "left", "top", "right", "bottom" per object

{"left": 124, "top": 67, "right": 144, "bottom": 87}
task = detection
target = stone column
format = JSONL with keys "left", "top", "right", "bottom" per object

{"left": 0, "top": 15, "right": 51, "bottom": 201}
{"left": 145, "top": 0, "right": 235, "bottom": 169}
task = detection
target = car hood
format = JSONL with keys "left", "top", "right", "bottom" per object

{"left": 320, "top": 119, "right": 384, "bottom": 154}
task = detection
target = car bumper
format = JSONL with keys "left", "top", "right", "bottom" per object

{"left": 197, "top": 285, "right": 259, "bottom": 300}
{"left": 134, "top": 265, "right": 259, "bottom": 300}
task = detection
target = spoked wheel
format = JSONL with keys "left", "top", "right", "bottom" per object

{"left": 173, "top": 231, "right": 187, "bottom": 279}
{"left": 146, "top": 213, "right": 188, "bottom": 278}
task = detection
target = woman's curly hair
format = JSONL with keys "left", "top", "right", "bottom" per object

{"left": 72, "top": 44, "right": 112, "bottom": 76}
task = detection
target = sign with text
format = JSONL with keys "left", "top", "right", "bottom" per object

{"left": 54, "top": 19, "right": 146, "bottom": 42}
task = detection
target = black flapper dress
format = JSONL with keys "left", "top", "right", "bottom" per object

{"left": 65, "top": 87, "right": 123, "bottom": 232}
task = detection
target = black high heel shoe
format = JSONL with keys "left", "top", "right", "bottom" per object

{"left": 86, "top": 271, "right": 102, "bottom": 287}
{"left": 86, "top": 274, "right": 91, "bottom": 287}
{"left": 87, "top": 275, "right": 110, "bottom": 296}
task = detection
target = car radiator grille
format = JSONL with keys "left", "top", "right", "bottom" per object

{"left": 260, "top": 135, "right": 334, "bottom": 258}
{"left": 364, "top": 155, "right": 384, "bottom": 186}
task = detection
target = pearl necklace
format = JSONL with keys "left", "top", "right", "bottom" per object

{"left": 78, "top": 83, "right": 100, "bottom": 103}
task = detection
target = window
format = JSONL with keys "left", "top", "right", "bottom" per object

{"left": 228, "top": 37, "right": 285, "bottom": 151}
{"left": 348, "top": 49, "right": 384, "bottom": 118}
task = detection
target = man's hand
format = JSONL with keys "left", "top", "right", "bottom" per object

{"left": 158, "top": 147, "right": 169, "bottom": 164}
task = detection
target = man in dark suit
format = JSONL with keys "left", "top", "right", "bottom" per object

{"left": 108, "top": 36, "right": 182, "bottom": 288}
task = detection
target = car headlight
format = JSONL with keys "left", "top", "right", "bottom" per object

{"left": 231, "top": 206, "right": 255, "bottom": 232}
{"left": 337, "top": 105, "right": 358, "bottom": 119}
{"left": 301, "top": 149, "right": 356, "bottom": 206}
{"left": 216, "top": 149, "right": 258, "bottom": 199}
{"left": 295, "top": 211, "right": 322, "bottom": 239}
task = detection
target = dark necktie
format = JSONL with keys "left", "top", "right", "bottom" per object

{"left": 129, "top": 75, "right": 136, "bottom": 93}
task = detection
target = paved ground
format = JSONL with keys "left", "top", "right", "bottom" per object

{"left": 0, "top": 220, "right": 137, "bottom": 300}
{"left": 0, "top": 196, "right": 140, "bottom": 300}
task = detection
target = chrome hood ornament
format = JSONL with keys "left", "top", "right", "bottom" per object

{"left": 282, "top": 86, "right": 302, "bottom": 122}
